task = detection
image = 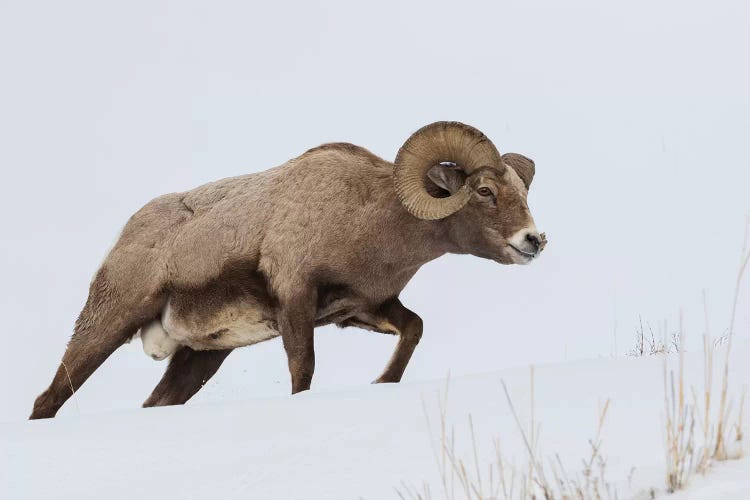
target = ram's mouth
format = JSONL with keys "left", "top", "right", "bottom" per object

{"left": 508, "top": 244, "right": 536, "bottom": 262}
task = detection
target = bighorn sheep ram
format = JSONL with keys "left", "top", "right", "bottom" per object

{"left": 30, "top": 121, "right": 546, "bottom": 419}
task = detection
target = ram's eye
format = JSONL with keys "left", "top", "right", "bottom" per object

{"left": 477, "top": 187, "right": 493, "bottom": 197}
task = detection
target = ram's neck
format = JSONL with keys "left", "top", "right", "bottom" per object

{"left": 376, "top": 189, "right": 451, "bottom": 270}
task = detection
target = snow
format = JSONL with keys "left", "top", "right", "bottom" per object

{"left": 3, "top": 342, "right": 748, "bottom": 499}
{"left": 669, "top": 458, "right": 750, "bottom": 500}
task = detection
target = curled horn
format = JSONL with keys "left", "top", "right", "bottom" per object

{"left": 394, "top": 121, "right": 503, "bottom": 220}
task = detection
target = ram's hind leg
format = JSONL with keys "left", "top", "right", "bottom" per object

{"left": 30, "top": 267, "right": 165, "bottom": 419}
{"left": 143, "top": 347, "right": 233, "bottom": 407}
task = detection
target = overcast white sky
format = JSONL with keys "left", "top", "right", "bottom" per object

{"left": 1, "top": 0, "right": 748, "bottom": 421}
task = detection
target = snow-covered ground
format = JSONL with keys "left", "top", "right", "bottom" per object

{"left": 669, "top": 458, "right": 750, "bottom": 500}
{"left": 3, "top": 341, "right": 748, "bottom": 499}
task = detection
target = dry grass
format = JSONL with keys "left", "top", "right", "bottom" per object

{"left": 713, "top": 219, "right": 750, "bottom": 461}
{"left": 61, "top": 360, "right": 80, "bottom": 413}
{"left": 628, "top": 317, "right": 681, "bottom": 357}
{"left": 662, "top": 218, "right": 749, "bottom": 492}
{"left": 396, "top": 369, "right": 616, "bottom": 500}
{"left": 662, "top": 313, "right": 695, "bottom": 492}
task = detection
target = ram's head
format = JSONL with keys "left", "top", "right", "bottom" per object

{"left": 394, "top": 121, "right": 546, "bottom": 265}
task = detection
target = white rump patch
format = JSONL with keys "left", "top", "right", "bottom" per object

{"left": 141, "top": 319, "right": 180, "bottom": 361}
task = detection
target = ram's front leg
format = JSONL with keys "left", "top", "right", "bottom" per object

{"left": 278, "top": 290, "right": 317, "bottom": 394}
{"left": 370, "top": 299, "right": 423, "bottom": 384}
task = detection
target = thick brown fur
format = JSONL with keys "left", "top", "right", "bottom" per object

{"left": 31, "top": 125, "right": 541, "bottom": 419}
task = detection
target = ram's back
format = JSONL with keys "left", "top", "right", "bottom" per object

{"left": 108, "top": 143, "right": 396, "bottom": 291}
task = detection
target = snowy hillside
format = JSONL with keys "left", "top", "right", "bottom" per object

{"left": 4, "top": 341, "right": 748, "bottom": 499}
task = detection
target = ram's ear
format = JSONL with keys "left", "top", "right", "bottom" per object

{"left": 426, "top": 163, "right": 466, "bottom": 195}
{"left": 503, "top": 153, "right": 535, "bottom": 189}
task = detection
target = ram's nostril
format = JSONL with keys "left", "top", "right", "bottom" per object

{"left": 525, "top": 232, "right": 541, "bottom": 252}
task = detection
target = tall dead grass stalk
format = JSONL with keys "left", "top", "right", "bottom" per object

{"left": 713, "top": 218, "right": 749, "bottom": 460}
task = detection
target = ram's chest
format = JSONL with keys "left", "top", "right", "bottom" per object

{"left": 349, "top": 267, "right": 419, "bottom": 304}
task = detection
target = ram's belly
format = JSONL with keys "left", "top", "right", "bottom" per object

{"left": 162, "top": 300, "right": 279, "bottom": 351}
{"left": 194, "top": 319, "right": 280, "bottom": 350}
